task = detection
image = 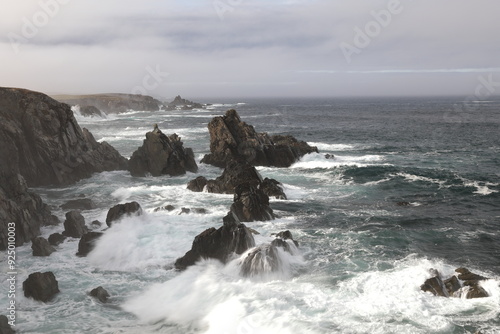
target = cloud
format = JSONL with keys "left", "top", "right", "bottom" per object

{"left": 1, "top": 0, "right": 499, "bottom": 97}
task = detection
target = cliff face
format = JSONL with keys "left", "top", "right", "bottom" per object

{"left": 0, "top": 87, "right": 128, "bottom": 187}
{"left": 51, "top": 93, "right": 161, "bottom": 114}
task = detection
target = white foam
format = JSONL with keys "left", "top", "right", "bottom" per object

{"left": 308, "top": 142, "right": 358, "bottom": 151}
{"left": 291, "top": 153, "right": 384, "bottom": 169}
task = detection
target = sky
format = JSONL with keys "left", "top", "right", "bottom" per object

{"left": 1, "top": 0, "right": 500, "bottom": 99}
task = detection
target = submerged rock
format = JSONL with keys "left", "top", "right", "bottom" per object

{"left": 23, "top": 272, "right": 60, "bottom": 302}
{"left": 201, "top": 109, "right": 317, "bottom": 168}
{"left": 129, "top": 125, "right": 198, "bottom": 177}
{"left": 89, "top": 286, "right": 110, "bottom": 303}
{"left": 174, "top": 217, "right": 255, "bottom": 270}
{"left": 62, "top": 211, "right": 88, "bottom": 238}
{"left": 77, "top": 232, "right": 104, "bottom": 257}
{"left": 106, "top": 202, "right": 142, "bottom": 226}
{"left": 31, "top": 237, "right": 55, "bottom": 257}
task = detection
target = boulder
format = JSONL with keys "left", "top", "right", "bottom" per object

{"left": 62, "top": 211, "right": 88, "bottom": 238}
{"left": 90, "top": 220, "right": 103, "bottom": 227}
{"left": 229, "top": 183, "right": 274, "bottom": 222}
{"left": 200, "top": 109, "right": 317, "bottom": 168}
{"left": 60, "top": 198, "right": 97, "bottom": 211}
{"left": 31, "top": 237, "right": 55, "bottom": 257}
{"left": 0, "top": 172, "right": 59, "bottom": 250}
{"left": 106, "top": 202, "right": 142, "bottom": 226}
{"left": 89, "top": 286, "right": 110, "bottom": 303}
{"left": 79, "top": 105, "right": 104, "bottom": 117}
{"left": 187, "top": 176, "right": 208, "bottom": 192}
{"left": 77, "top": 232, "right": 104, "bottom": 257}
{"left": 23, "top": 272, "right": 60, "bottom": 302}
{"left": 48, "top": 233, "right": 66, "bottom": 246}
{"left": 175, "top": 216, "right": 255, "bottom": 270}
{"left": 0, "top": 87, "right": 128, "bottom": 187}
{"left": 0, "top": 315, "right": 16, "bottom": 334}
{"left": 129, "top": 125, "right": 198, "bottom": 177}
{"left": 421, "top": 267, "right": 489, "bottom": 299}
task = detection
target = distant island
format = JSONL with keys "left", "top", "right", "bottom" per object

{"left": 51, "top": 93, "right": 206, "bottom": 115}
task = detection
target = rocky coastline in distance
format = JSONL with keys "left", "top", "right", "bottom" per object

{"left": 0, "top": 87, "right": 491, "bottom": 332}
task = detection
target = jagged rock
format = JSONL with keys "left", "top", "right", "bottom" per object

{"left": 0, "top": 315, "right": 16, "bottom": 334}
{"left": 53, "top": 93, "right": 161, "bottom": 114}
{"left": 200, "top": 109, "right": 317, "bottom": 168}
{"left": 60, "top": 198, "right": 97, "bottom": 211}
{"left": 31, "top": 237, "right": 55, "bottom": 257}
{"left": 106, "top": 202, "right": 142, "bottom": 226}
{"left": 89, "top": 286, "right": 110, "bottom": 303}
{"left": 187, "top": 176, "right": 208, "bottom": 192}
{"left": 129, "top": 126, "right": 198, "bottom": 177}
{"left": 240, "top": 231, "right": 299, "bottom": 277}
{"left": 77, "top": 232, "right": 104, "bottom": 257}
{"left": 165, "top": 95, "right": 203, "bottom": 110}
{"left": 0, "top": 172, "right": 59, "bottom": 250}
{"left": 23, "top": 272, "right": 60, "bottom": 302}
{"left": 48, "top": 233, "right": 66, "bottom": 246}
{"left": 174, "top": 216, "right": 255, "bottom": 270}
{"left": 229, "top": 183, "right": 274, "bottom": 222}
{"left": 188, "top": 159, "right": 286, "bottom": 199}
{"left": 0, "top": 87, "right": 128, "bottom": 187}
{"left": 62, "top": 211, "right": 88, "bottom": 238}
{"left": 79, "top": 105, "right": 104, "bottom": 117}
{"left": 421, "top": 268, "right": 489, "bottom": 299}
{"left": 153, "top": 205, "right": 175, "bottom": 212}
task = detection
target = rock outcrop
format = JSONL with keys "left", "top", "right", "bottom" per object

{"left": 0, "top": 172, "right": 59, "bottom": 250}
{"left": 188, "top": 159, "right": 287, "bottom": 199}
{"left": 200, "top": 109, "right": 318, "bottom": 168}
{"left": 31, "top": 237, "right": 55, "bottom": 257}
{"left": 62, "top": 211, "right": 88, "bottom": 238}
{"left": 106, "top": 202, "right": 142, "bottom": 226}
{"left": 129, "top": 125, "right": 198, "bottom": 177}
{"left": 48, "top": 233, "right": 66, "bottom": 246}
{"left": 228, "top": 183, "right": 275, "bottom": 222}
{"left": 52, "top": 93, "right": 161, "bottom": 114}
{"left": 77, "top": 232, "right": 103, "bottom": 257}
{"left": 0, "top": 315, "right": 16, "bottom": 334}
{"left": 174, "top": 216, "right": 255, "bottom": 270}
{"left": 165, "top": 95, "right": 204, "bottom": 111}
{"left": 23, "top": 272, "right": 60, "bottom": 302}
{"left": 89, "top": 286, "right": 110, "bottom": 303}
{"left": 421, "top": 268, "right": 489, "bottom": 299}
{"left": 0, "top": 88, "right": 128, "bottom": 187}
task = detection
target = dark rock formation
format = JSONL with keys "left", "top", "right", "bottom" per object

{"left": 0, "top": 88, "right": 128, "bottom": 187}
{"left": 165, "top": 95, "right": 203, "bottom": 110}
{"left": 106, "top": 202, "right": 142, "bottom": 226}
{"left": 52, "top": 93, "right": 161, "bottom": 114}
{"left": 421, "top": 268, "right": 489, "bottom": 299}
{"left": 200, "top": 109, "right": 317, "bottom": 168}
{"left": 175, "top": 216, "right": 255, "bottom": 270}
{"left": 23, "top": 272, "right": 60, "bottom": 302}
{"left": 89, "top": 286, "right": 110, "bottom": 303}
{"left": 240, "top": 231, "right": 299, "bottom": 277}
{"left": 60, "top": 198, "right": 97, "bottom": 211}
{"left": 79, "top": 105, "right": 104, "bottom": 117}
{"left": 188, "top": 159, "right": 286, "bottom": 199}
{"left": 77, "top": 232, "right": 103, "bottom": 257}
{"left": 0, "top": 315, "right": 16, "bottom": 334}
{"left": 48, "top": 233, "right": 66, "bottom": 246}
{"left": 62, "top": 211, "right": 88, "bottom": 238}
{"left": 187, "top": 176, "right": 208, "bottom": 192}
{"left": 91, "top": 220, "right": 103, "bottom": 227}
{"left": 229, "top": 183, "right": 274, "bottom": 222}
{"left": 31, "top": 237, "right": 55, "bottom": 257}
{"left": 153, "top": 205, "right": 175, "bottom": 212}
{"left": 0, "top": 172, "right": 59, "bottom": 250}
{"left": 129, "top": 126, "right": 197, "bottom": 177}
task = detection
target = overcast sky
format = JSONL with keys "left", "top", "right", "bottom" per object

{"left": 1, "top": 0, "right": 499, "bottom": 98}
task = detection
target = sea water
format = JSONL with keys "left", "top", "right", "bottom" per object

{"left": 1, "top": 97, "right": 499, "bottom": 333}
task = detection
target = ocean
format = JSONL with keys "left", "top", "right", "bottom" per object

{"left": 2, "top": 96, "right": 499, "bottom": 333}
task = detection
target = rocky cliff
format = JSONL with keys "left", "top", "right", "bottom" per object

{"left": 0, "top": 87, "right": 128, "bottom": 187}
